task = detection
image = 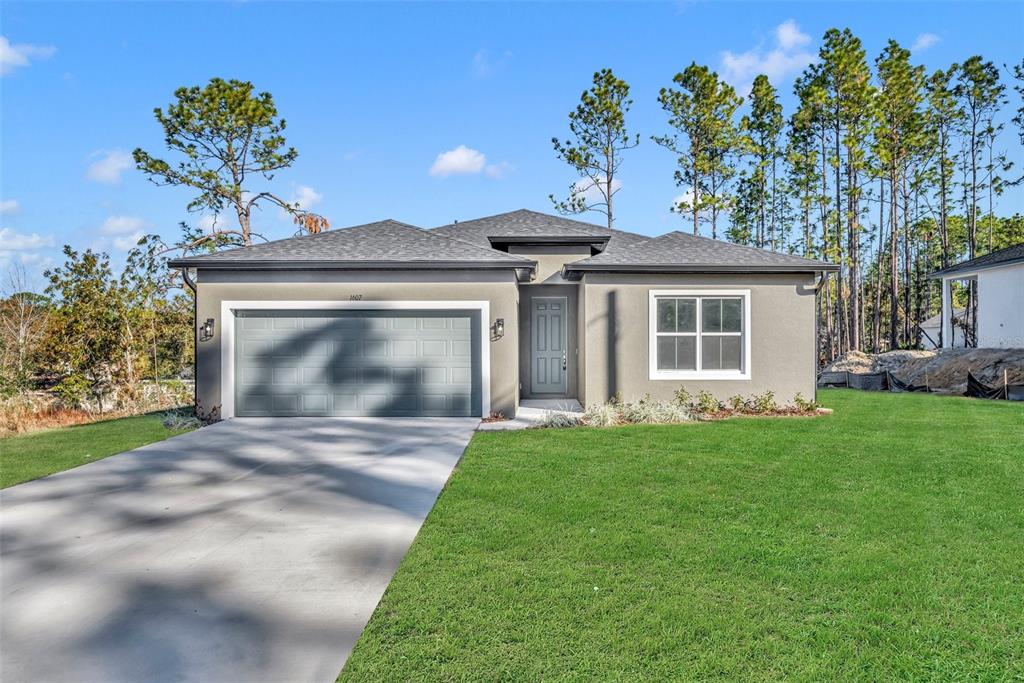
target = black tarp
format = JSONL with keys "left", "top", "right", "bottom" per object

{"left": 886, "top": 371, "right": 932, "bottom": 393}
{"left": 964, "top": 371, "right": 1024, "bottom": 401}
{"left": 818, "top": 369, "right": 1022, "bottom": 400}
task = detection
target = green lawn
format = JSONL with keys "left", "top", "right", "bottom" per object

{"left": 341, "top": 390, "right": 1024, "bottom": 681}
{"left": 1, "top": 412, "right": 192, "bottom": 488}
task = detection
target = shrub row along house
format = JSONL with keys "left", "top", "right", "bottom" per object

{"left": 169, "top": 209, "right": 837, "bottom": 419}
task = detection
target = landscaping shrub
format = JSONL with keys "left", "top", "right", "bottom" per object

{"left": 792, "top": 393, "right": 819, "bottom": 413}
{"left": 749, "top": 391, "right": 777, "bottom": 414}
{"left": 695, "top": 390, "right": 724, "bottom": 415}
{"left": 583, "top": 402, "right": 619, "bottom": 427}
{"left": 540, "top": 411, "right": 583, "bottom": 428}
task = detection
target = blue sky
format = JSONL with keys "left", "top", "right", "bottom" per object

{"left": 2, "top": 1, "right": 1022, "bottom": 284}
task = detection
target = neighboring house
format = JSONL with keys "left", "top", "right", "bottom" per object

{"left": 919, "top": 309, "right": 967, "bottom": 350}
{"left": 169, "top": 209, "right": 837, "bottom": 419}
{"left": 929, "top": 243, "right": 1024, "bottom": 350}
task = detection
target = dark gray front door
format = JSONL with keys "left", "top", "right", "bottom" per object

{"left": 531, "top": 297, "right": 567, "bottom": 394}
{"left": 234, "top": 310, "right": 481, "bottom": 417}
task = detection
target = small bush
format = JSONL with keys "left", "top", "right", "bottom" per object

{"left": 161, "top": 408, "right": 202, "bottom": 431}
{"left": 792, "top": 393, "right": 819, "bottom": 413}
{"left": 618, "top": 397, "right": 690, "bottom": 425}
{"left": 695, "top": 391, "right": 724, "bottom": 415}
{"left": 540, "top": 411, "right": 582, "bottom": 428}
{"left": 584, "top": 402, "right": 619, "bottom": 427}
{"left": 727, "top": 394, "right": 746, "bottom": 412}
{"left": 54, "top": 375, "right": 91, "bottom": 408}
{"left": 672, "top": 386, "right": 692, "bottom": 407}
{"left": 749, "top": 391, "right": 777, "bottom": 414}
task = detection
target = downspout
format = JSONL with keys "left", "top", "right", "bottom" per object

{"left": 180, "top": 268, "right": 198, "bottom": 416}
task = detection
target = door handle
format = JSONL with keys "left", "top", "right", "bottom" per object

{"left": 562, "top": 350, "right": 567, "bottom": 371}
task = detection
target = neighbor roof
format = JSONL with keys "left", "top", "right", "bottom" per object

{"left": 563, "top": 230, "right": 839, "bottom": 276}
{"left": 167, "top": 219, "right": 535, "bottom": 270}
{"left": 928, "top": 242, "right": 1024, "bottom": 278}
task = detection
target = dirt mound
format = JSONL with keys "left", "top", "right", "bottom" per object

{"left": 823, "top": 348, "right": 1024, "bottom": 393}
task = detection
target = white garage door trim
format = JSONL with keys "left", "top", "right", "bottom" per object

{"left": 220, "top": 300, "right": 491, "bottom": 419}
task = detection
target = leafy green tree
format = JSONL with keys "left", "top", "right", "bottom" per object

{"left": 42, "top": 248, "right": 125, "bottom": 412}
{"left": 134, "top": 78, "right": 328, "bottom": 249}
{"left": 550, "top": 69, "right": 639, "bottom": 228}
{"left": 654, "top": 63, "right": 743, "bottom": 238}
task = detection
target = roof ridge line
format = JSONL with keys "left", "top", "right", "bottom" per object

{"left": 396, "top": 221, "right": 534, "bottom": 263}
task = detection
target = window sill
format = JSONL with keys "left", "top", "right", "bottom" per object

{"left": 649, "top": 370, "right": 751, "bottom": 381}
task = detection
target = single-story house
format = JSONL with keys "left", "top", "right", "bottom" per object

{"left": 929, "top": 242, "right": 1024, "bottom": 350}
{"left": 919, "top": 308, "right": 967, "bottom": 350}
{"left": 169, "top": 209, "right": 837, "bottom": 419}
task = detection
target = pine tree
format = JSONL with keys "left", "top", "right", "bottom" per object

{"left": 654, "top": 63, "right": 743, "bottom": 238}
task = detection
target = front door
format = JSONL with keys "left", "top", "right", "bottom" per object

{"left": 531, "top": 297, "right": 567, "bottom": 394}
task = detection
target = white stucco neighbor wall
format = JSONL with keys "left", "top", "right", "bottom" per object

{"left": 942, "top": 261, "right": 1024, "bottom": 349}
{"left": 977, "top": 263, "right": 1024, "bottom": 348}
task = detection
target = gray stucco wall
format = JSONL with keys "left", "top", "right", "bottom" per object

{"left": 509, "top": 245, "right": 592, "bottom": 283}
{"left": 193, "top": 269, "right": 520, "bottom": 418}
{"left": 578, "top": 272, "right": 818, "bottom": 406}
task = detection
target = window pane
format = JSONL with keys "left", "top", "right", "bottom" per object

{"left": 675, "top": 336, "right": 696, "bottom": 370}
{"left": 676, "top": 299, "right": 697, "bottom": 332}
{"left": 722, "top": 298, "right": 742, "bottom": 333}
{"left": 702, "top": 298, "right": 723, "bottom": 332}
{"left": 721, "top": 335, "right": 742, "bottom": 370}
{"left": 657, "top": 299, "right": 676, "bottom": 333}
{"left": 657, "top": 335, "right": 696, "bottom": 370}
{"left": 702, "top": 335, "right": 722, "bottom": 369}
{"left": 657, "top": 336, "right": 676, "bottom": 369}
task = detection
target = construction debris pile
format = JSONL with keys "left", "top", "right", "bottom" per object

{"left": 821, "top": 348, "right": 1024, "bottom": 396}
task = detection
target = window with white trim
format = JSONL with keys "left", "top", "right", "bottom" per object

{"left": 649, "top": 291, "right": 749, "bottom": 379}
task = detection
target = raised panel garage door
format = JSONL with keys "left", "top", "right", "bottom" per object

{"left": 234, "top": 310, "right": 481, "bottom": 417}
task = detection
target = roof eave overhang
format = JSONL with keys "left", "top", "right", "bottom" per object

{"left": 928, "top": 257, "right": 1024, "bottom": 279}
{"left": 166, "top": 259, "right": 536, "bottom": 271}
{"left": 562, "top": 263, "right": 839, "bottom": 280}
{"left": 486, "top": 235, "right": 611, "bottom": 246}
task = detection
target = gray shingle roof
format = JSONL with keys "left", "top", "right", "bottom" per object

{"left": 432, "top": 208, "right": 651, "bottom": 253}
{"left": 565, "top": 230, "right": 838, "bottom": 273}
{"left": 929, "top": 242, "right": 1024, "bottom": 278}
{"left": 167, "top": 219, "right": 534, "bottom": 269}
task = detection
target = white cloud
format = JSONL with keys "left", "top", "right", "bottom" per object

{"left": 85, "top": 150, "right": 133, "bottom": 185}
{"left": 0, "top": 199, "right": 19, "bottom": 214}
{"left": 197, "top": 213, "right": 224, "bottom": 231}
{"left": 100, "top": 215, "right": 149, "bottom": 235}
{"left": 720, "top": 19, "right": 818, "bottom": 95}
{"left": 912, "top": 33, "right": 940, "bottom": 52}
{"left": 484, "top": 161, "right": 514, "bottom": 179}
{"left": 97, "top": 215, "right": 150, "bottom": 251}
{"left": 673, "top": 189, "right": 695, "bottom": 210}
{"left": 429, "top": 145, "right": 487, "bottom": 177}
{"left": 572, "top": 177, "right": 622, "bottom": 205}
{"left": 113, "top": 232, "right": 146, "bottom": 251}
{"left": 291, "top": 185, "right": 322, "bottom": 209}
{"left": 775, "top": 19, "right": 811, "bottom": 50}
{"left": 0, "top": 36, "right": 56, "bottom": 76}
{"left": 471, "top": 49, "right": 512, "bottom": 78}
{"left": 0, "top": 227, "right": 52, "bottom": 251}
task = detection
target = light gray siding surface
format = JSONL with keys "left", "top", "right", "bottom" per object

{"left": 234, "top": 310, "right": 481, "bottom": 417}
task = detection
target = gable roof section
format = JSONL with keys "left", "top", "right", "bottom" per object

{"left": 564, "top": 230, "right": 838, "bottom": 275}
{"left": 167, "top": 219, "right": 535, "bottom": 270}
{"left": 432, "top": 208, "right": 652, "bottom": 252}
{"left": 928, "top": 242, "right": 1024, "bottom": 278}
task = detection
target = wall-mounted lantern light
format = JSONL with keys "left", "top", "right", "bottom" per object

{"left": 200, "top": 318, "right": 215, "bottom": 341}
{"left": 491, "top": 318, "right": 505, "bottom": 341}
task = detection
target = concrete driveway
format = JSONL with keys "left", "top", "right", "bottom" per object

{"left": 0, "top": 417, "right": 477, "bottom": 683}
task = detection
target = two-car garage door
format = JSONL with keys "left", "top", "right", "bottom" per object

{"left": 234, "top": 310, "right": 482, "bottom": 417}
